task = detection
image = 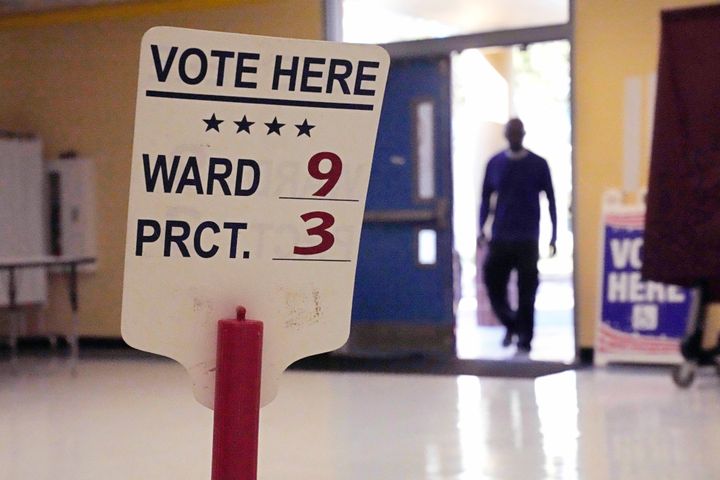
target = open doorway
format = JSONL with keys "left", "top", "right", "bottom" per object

{"left": 333, "top": 0, "right": 574, "bottom": 361}
{"left": 452, "top": 42, "right": 574, "bottom": 362}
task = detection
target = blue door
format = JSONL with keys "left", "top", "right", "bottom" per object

{"left": 349, "top": 55, "right": 455, "bottom": 355}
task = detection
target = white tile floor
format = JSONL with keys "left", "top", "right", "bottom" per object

{"left": 2, "top": 356, "right": 720, "bottom": 480}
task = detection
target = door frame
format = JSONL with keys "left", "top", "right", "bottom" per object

{"left": 324, "top": 0, "right": 577, "bottom": 361}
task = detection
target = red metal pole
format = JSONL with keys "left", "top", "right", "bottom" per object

{"left": 211, "top": 306, "right": 263, "bottom": 480}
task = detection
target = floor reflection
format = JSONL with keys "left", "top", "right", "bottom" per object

{"left": 455, "top": 372, "right": 579, "bottom": 479}
{"left": 4, "top": 358, "right": 720, "bottom": 479}
{"left": 535, "top": 372, "right": 579, "bottom": 479}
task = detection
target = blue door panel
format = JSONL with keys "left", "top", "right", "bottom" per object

{"left": 366, "top": 60, "right": 447, "bottom": 211}
{"left": 353, "top": 56, "right": 454, "bottom": 331}
{"left": 353, "top": 226, "right": 446, "bottom": 323}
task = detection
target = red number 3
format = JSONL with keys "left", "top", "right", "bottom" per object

{"left": 293, "top": 211, "right": 335, "bottom": 255}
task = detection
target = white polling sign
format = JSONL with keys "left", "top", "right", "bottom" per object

{"left": 122, "top": 27, "right": 388, "bottom": 408}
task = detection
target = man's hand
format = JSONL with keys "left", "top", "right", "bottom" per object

{"left": 549, "top": 242, "right": 557, "bottom": 258}
{"left": 477, "top": 233, "right": 488, "bottom": 248}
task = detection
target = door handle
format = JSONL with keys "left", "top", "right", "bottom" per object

{"left": 363, "top": 198, "right": 449, "bottom": 229}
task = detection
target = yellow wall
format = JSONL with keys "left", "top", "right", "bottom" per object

{"left": 574, "top": 0, "right": 720, "bottom": 348}
{"left": 0, "top": 0, "right": 324, "bottom": 337}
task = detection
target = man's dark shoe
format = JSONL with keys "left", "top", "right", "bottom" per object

{"left": 502, "top": 329, "right": 514, "bottom": 347}
{"left": 513, "top": 347, "right": 531, "bottom": 360}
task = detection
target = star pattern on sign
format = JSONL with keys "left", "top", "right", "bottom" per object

{"left": 295, "top": 119, "right": 315, "bottom": 137}
{"left": 234, "top": 115, "right": 254, "bottom": 134}
{"left": 265, "top": 117, "right": 285, "bottom": 136}
{"left": 200, "top": 114, "right": 316, "bottom": 137}
{"left": 203, "top": 113, "right": 223, "bottom": 132}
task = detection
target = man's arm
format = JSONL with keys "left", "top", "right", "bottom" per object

{"left": 478, "top": 161, "right": 494, "bottom": 244}
{"left": 542, "top": 160, "right": 558, "bottom": 256}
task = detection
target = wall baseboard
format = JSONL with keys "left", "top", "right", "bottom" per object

{"left": 0, "top": 336, "right": 131, "bottom": 353}
{"left": 578, "top": 347, "right": 594, "bottom": 365}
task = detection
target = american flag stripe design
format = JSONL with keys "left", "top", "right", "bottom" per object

{"left": 604, "top": 213, "right": 645, "bottom": 229}
{"left": 597, "top": 323, "right": 681, "bottom": 355}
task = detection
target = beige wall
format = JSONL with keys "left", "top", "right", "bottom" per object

{"left": 0, "top": 0, "right": 324, "bottom": 337}
{"left": 574, "top": 0, "right": 720, "bottom": 348}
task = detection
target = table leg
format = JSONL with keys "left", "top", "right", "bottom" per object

{"left": 9, "top": 314, "right": 19, "bottom": 375}
{"left": 68, "top": 264, "right": 79, "bottom": 376}
{"left": 70, "top": 312, "right": 79, "bottom": 376}
{"left": 8, "top": 267, "right": 18, "bottom": 375}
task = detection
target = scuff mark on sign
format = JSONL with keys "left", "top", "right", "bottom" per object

{"left": 313, "top": 288, "right": 321, "bottom": 318}
{"left": 191, "top": 293, "right": 218, "bottom": 318}
{"left": 283, "top": 287, "right": 322, "bottom": 330}
{"left": 189, "top": 360, "right": 216, "bottom": 380}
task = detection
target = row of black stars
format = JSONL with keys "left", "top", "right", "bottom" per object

{"left": 203, "top": 113, "right": 315, "bottom": 137}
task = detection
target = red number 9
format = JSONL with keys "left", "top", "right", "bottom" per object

{"left": 309, "top": 152, "right": 342, "bottom": 197}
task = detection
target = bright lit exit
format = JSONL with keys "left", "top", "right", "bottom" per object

{"left": 452, "top": 42, "right": 574, "bottom": 361}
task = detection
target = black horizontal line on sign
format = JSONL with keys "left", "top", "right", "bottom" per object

{"left": 272, "top": 258, "right": 352, "bottom": 262}
{"left": 146, "top": 90, "right": 374, "bottom": 111}
{"left": 278, "top": 196, "right": 360, "bottom": 202}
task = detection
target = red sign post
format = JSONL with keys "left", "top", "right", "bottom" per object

{"left": 212, "top": 307, "right": 263, "bottom": 480}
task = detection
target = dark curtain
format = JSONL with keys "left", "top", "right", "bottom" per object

{"left": 643, "top": 5, "right": 720, "bottom": 292}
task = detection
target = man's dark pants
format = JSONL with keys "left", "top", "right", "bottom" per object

{"left": 483, "top": 240, "right": 539, "bottom": 350}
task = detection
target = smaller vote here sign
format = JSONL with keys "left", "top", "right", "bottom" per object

{"left": 122, "top": 27, "right": 389, "bottom": 408}
{"left": 597, "top": 209, "right": 694, "bottom": 363}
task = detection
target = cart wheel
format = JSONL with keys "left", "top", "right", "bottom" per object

{"left": 672, "top": 363, "right": 695, "bottom": 388}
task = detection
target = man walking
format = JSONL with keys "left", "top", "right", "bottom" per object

{"left": 478, "top": 118, "right": 557, "bottom": 354}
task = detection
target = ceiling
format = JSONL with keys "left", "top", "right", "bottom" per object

{"left": 0, "top": 0, "right": 570, "bottom": 36}
{"left": 349, "top": 0, "right": 568, "bottom": 32}
{"left": 342, "top": 0, "right": 569, "bottom": 43}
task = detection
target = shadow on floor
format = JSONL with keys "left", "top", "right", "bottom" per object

{"left": 290, "top": 352, "right": 576, "bottom": 379}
